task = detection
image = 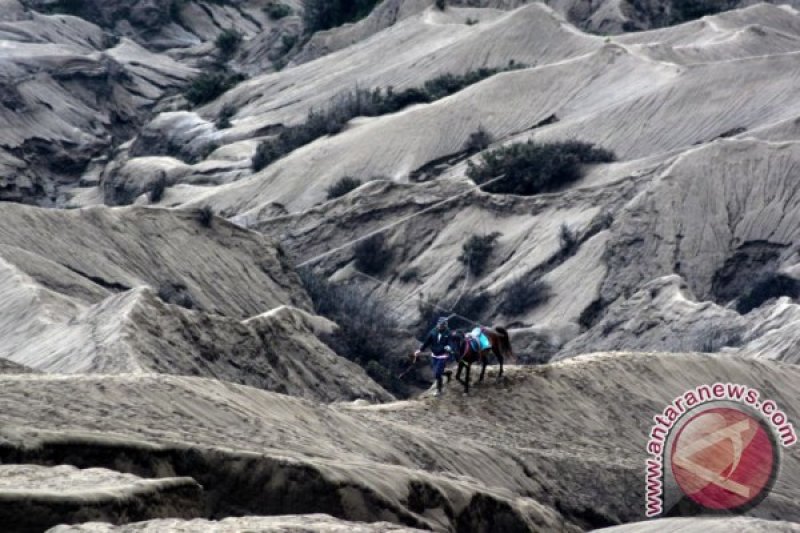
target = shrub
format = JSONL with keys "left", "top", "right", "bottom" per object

{"left": 326, "top": 176, "right": 362, "bottom": 199}
{"left": 45, "top": 0, "right": 85, "bottom": 16}
{"left": 463, "top": 125, "right": 493, "bottom": 154}
{"left": 216, "top": 29, "right": 242, "bottom": 59}
{"left": 400, "top": 268, "right": 419, "bottom": 283}
{"left": 499, "top": 277, "right": 552, "bottom": 315}
{"left": 216, "top": 103, "right": 236, "bottom": 129}
{"left": 670, "top": 0, "right": 735, "bottom": 24}
{"left": 249, "top": 66, "right": 523, "bottom": 168}
{"left": 365, "top": 360, "right": 408, "bottom": 397}
{"left": 265, "top": 2, "right": 292, "bottom": 19}
{"left": 250, "top": 102, "right": 352, "bottom": 171}
{"left": 459, "top": 232, "right": 501, "bottom": 276}
{"left": 169, "top": 0, "right": 184, "bottom": 23}
{"left": 157, "top": 281, "right": 195, "bottom": 310}
{"left": 304, "top": 0, "right": 383, "bottom": 33}
{"left": 299, "top": 269, "right": 406, "bottom": 396}
{"left": 559, "top": 223, "right": 578, "bottom": 256}
{"left": 184, "top": 72, "right": 245, "bottom": 107}
{"left": 196, "top": 205, "right": 214, "bottom": 227}
{"left": 700, "top": 328, "right": 742, "bottom": 353}
{"left": 416, "top": 293, "right": 441, "bottom": 337}
{"left": 354, "top": 234, "right": 393, "bottom": 274}
{"left": 149, "top": 174, "right": 167, "bottom": 203}
{"left": 252, "top": 139, "right": 282, "bottom": 172}
{"left": 735, "top": 273, "right": 800, "bottom": 314}
{"left": 452, "top": 291, "right": 490, "bottom": 324}
{"left": 467, "top": 140, "right": 615, "bottom": 196}
{"left": 416, "top": 289, "right": 488, "bottom": 335}
{"left": 281, "top": 34, "right": 298, "bottom": 53}
{"left": 423, "top": 68, "right": 514, "bottom": 100}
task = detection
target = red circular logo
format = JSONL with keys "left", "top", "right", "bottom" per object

{"left": 670, "top": 407, "right": 776, "bottom": 510}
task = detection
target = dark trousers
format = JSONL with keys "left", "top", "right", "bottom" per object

{"left": 432, "top": 355, "right": 449, "bottom": 391}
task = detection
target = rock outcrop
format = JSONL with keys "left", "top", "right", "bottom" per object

{"left": 0, "top": 465, "right": 202, "bottom": 533}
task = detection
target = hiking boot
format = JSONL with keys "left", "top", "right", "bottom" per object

{"left": 433, "top": 389, "right": 442, "bottom": 397}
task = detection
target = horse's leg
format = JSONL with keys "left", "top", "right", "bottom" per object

{"left": 479, "top": 352, "right": 488, "bottom": 383}
{"left": 464, "top": 362, "right": 471, "bottom": 395}
{"left": 497, "top": 353, "right": 504, "bottom": 381}
{"left": 455, "top": 359, "right": 463, "bottom": 383}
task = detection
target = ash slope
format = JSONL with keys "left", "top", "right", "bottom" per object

{"left": 0, "top": 204, "right": 390, "bottom": 402}
{"left": 191, "top": 4, "right": 800, "bottom": 362}
{"left": 48, "top": 515, "right": 427, "bottom": 533}
{"left": 0, "top": 465, "right": 203, "bottom": 533}
{"left": 0, "top": 353, "right": 798, "bottom": 531}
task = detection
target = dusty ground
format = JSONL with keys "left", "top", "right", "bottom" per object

{"left": 0, "top": 353, "right": 798, "bottom": 531}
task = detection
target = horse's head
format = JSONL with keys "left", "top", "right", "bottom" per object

{"left": 451, "top": 329, "right": 478, "bottom": 360}
{"left": 450, "top": 329, "right": 467, "bottom": 359}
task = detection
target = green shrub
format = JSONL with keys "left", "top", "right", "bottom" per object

{"left": 365, "top": 360, "right": 408, "bottom": 397}
{"left": 281, "top": 34, "right": 298, "bottom": 53}
{"left": 559, "top": 223, "right": 578, "bottom": 256}
{"left": 452, "top": 291, "right": 490, "bottom": 324}
{"left": 149, "top": 174, "right": 167, "bottom": 203}
{"left": 416, "top": 293, "right": 440, "bottom": 337}
{"left": 354, "top": 233, "right": 393, "bottom": 275}
{"left": 326, "top": 176, "right": 362, "bottom": 199}
{"left": 216, "top": 103, "right": 236, "bottom": 129}
{"left": 467, "top": 140, "right": 615, "bottom": 196}
{"left": 400, "top": 268, "right": 419, "bottom": 283}
{"left": 459, "top": 232, "right": 500, "bottom": 276}
{"left": 157, "top": 281, "right": 195, "bottom": 309}
{"left": 463, "top": 125, "right": 493, "bottom": 154}
{"left": 252, "top": 139, "right": 282, "bottom": 172}
{"left": 216, "top": 29, "right": 242, "bottom": 59}
{"left": 304, "top": 0, "right": 383, "bottom": 33}
{"left": 248, "top": 66, "right": 522, "bottom": 169}
{"left": 169, "top": 0, "right": 184, "bottom": 23}
{"left": 736, "top": 273, "right": 800, "bottom": 314}
{"left": 499, "top": 277, "right": 552, "bottom": 315}
{"left": 44, "top": 0, "right": 85, "bottom": 16}
{"left": 700, "top": 328, "right": 742, "bottom": 353}
{"left": 196, "top": 205, "right": 214, "bottom": 227}
{"left": 670, "top": 0, "right": 735, "bottom": 24}
{"left": 265, "top": 2, "right": 292, "bottom": 19}
{"left": 416, "top": 290, "right": 488, "bottom": 335}
{"left": 184, "top": 72, "right": 245, "bottom": 107}
{"left": 299, "top": 269, "right": 406, "bottom": 396}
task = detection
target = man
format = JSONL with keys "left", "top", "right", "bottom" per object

{"left": 415, "top": 316, "right": 455, "bottom": 397}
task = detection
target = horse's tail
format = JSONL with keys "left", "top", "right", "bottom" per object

{"left": 495, "top": 326, "right": 513, "bottom": 360}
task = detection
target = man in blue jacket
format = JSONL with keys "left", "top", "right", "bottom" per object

{"left": 415, "top": 316, "right": 455, "bottom": 397}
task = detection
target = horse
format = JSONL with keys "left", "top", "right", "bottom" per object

{"left": 450, "top": 326, "right": 513, "bottom": 394}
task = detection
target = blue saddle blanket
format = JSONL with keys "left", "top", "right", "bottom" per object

{"left": 470, "top": 328, "right": 491, "bottom": 352}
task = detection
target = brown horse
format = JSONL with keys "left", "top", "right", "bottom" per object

{"left": 452, "top": 326, "right": 513, "bottom": 394}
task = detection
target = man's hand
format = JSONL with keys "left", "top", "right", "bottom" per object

{"left": 414, "top": 350, "right": 422, "bottom": 357}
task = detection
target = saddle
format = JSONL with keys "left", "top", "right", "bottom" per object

{"left": 468, "top": 327, "right": 491, "bottom": 353}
